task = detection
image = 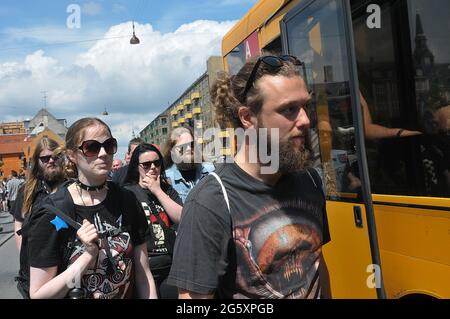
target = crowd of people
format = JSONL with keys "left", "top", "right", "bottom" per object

{"left": 5, "top": 54, "right": 339, "bottom": 299}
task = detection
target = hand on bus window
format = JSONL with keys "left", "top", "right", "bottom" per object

{"left": 360, "top": 93, "right": 422, "bottom": 140}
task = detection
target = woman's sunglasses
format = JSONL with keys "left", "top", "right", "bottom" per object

{"left": 139, "top": 159, "right": 162, "bottom": 170}
{"left": 242, "top": 55, "right": 303, "bottom": 99}
{"left": 78, "top": 137, "right": 118, "bottom": 157}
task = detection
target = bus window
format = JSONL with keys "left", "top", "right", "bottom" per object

{"left": 262, "top": 37, "right": 282, "bottom": 55}
{"left": 410, "top": 0, "right": 450, "bottom": 197}
{"left": 226, "top": 43, "right": 246, "bottom": 75}
{"left": 353, "top": 0, "right": 450, "bottom": 197}
{"left": 285, "top": 0, "right": 359, "bottom": 201}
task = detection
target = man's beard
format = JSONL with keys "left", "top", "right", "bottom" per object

{"left": 41, "top": 167, "right": 64, "bottom": 183}
{"left": 173, "top": 152, "right": 196, "bottom": 171}
{"left": 277, "top": 138, "right": 309, "bottom": 173}
{"left": 259, "top": 126, "right": 309, "bottom": 174}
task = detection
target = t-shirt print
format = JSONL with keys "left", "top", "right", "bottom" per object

{"left": 233, "top": 199, "right": 324, "bottom": 299}
{"left": 67, "top": 213, "right": 134, "bottom": 299}
{"left": 140, "top": 201, "right": 171, "bottom": 254}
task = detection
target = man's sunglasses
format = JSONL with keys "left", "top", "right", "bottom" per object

{"left": 39, "top": 155, "right": 62, "bottom": 164}
{"left": 78, "top": 137, "right": 118, "bottom": 157}
{"left": 139, "top": 159, "right": 162, "bottom": 170}
{"left": 175, "top": 141, "right": 195, "bottom": 153}
{"left": 242, "top": 55, "right": 303, "bottom": 99}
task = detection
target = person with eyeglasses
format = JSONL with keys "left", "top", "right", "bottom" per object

{"left": 13, "top": 137, "right": 67, "bottom": 298}
{"left": 168, "top": 55, "right": 331, "bottom": 299}
{"left": 25, "top": 118, "right": 156, "bottom": 299}
{"left": 123, "top": 143, "right": 183, "bottom": 299}
{"left": 163, "top": 127, "right": 215, "bottom": 203}
{"left": 13, "top": 137, "right": 66, "bottom": 251}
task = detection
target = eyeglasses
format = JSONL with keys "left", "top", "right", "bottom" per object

{"left": 78, "top": 137, "right": 118, "bottom": 157}
{"left": 39, "top": 155, "right": 62, "bottom": 164}
{"left": 174, "top": 141, "right": 194, "bottom": 153}
{"left": 139, "top": 159, "right": 162, "bottom": 170}
{"left": 242, "top": 55, "right": 303, "bottom": 100}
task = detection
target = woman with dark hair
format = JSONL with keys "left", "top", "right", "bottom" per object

{"left": 26, "top": 117, "right": 156, "bottom": 299}
{"left": 124, "top": 143, "right": 182, "bottom": 299}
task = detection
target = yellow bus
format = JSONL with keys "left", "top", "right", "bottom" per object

{"left": 222, "top": 0, "right": 450, "bottom": 298}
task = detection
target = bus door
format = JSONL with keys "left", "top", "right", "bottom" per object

{"left": 281, "top": 0, "right": 384, "bottom": 298}
{"left": 353, "top": 0, "right": 450, "bottom": 298}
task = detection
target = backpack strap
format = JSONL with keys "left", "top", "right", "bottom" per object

{"left": 305, "top": 167, "right": 325, "bottom": 196}
{"left": 47, "top": 183, "right": 79, "bottom": 273}
{"left": 42, "top": 204, "right": 81, "bottom": 230}
{"left": 209, "top": 172, "right": 230, "bottom": 214}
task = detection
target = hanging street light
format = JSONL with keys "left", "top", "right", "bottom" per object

{"left": 130, "top": 21, "right": 140, "bottom": 45}
{"left": 102, "top": 107, "right": 109, "bottom": 116}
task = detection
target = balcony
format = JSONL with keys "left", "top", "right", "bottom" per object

{"left": 170, "top": 109, "right": 177, "bottom": 116}
{"left": 185, "top": 113, "right": 193, "bottom": 119}
{"left": 177, "top": 104, "right": 184, "bottom": 112}
{"left": 178, "top": 117, "right": 185, "bottom": 124}
{"left": 172, "top": 122, "right": 179, "bottom": 128}
{"left": 193, "top": 107, "right": 201, "bottom": 114}
{"left": 183, "top": 99, "right": 192, "bottom": 106}
{"left": 191, "top": 92, "right": 200, "bottom": 100}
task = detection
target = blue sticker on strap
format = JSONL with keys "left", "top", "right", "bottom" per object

{"left": 50, "top": 216, "right": 69, "bottom": 232}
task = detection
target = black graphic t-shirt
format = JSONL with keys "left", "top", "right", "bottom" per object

{"left": 125, "top": 183, "right": 182, "bottom": 261}
{"left": 28, "top": 187, "right": 147, "bottom": 299}
{"left": 168, "top": 163, "right": 330, "bottom": 299}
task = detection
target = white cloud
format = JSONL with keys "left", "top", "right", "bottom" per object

{"left": 82, "top": 2, "right": 102, "bottom": 16}
{"left": 0, "top": 20, "right": 236, "bottom": 159}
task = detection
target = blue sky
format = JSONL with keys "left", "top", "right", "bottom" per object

{"left": 0, "top": 0, "right": 256, "bottom": 62}
{"left": 0, "top": 0, "right": 258, "bottom": 158}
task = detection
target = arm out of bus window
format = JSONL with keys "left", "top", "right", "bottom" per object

{"left": 179, "top": 288, "right": 214, "bottom": 299}
{"left": 361, "top": 93, "right": 421, "bottom": 139}
{"left": 319, "top": 255, "right": 332, "bottom": 299}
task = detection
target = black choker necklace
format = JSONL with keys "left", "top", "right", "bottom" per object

{"left": 76, "top": 180, "right": 107, "bottom": 192}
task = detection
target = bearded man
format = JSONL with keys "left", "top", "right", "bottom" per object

{"left": 13, "top": 137, "right": 65, "bottom": 251}
{"left": 167, "top": 55, "right": 331, "bottom": 299}
{"left": 163, "top": 127, "right": 214, "bottom": 203}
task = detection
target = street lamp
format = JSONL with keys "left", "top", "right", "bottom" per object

{"left": 130, "top": 21, "right": 140, "bottom": 45}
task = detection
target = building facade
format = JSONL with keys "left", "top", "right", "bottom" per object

{"left": 140, "top": 112, "right": 169, "bottom": 147}
{"left": 0, "top": 122, "right": 26, "bottom": 135}
{"left": 0, "top": 108, "right": 68, "bottom": 176}
{"left": 140, "top": 56, "right": 224, "bottom": 158}
{"left": 0, "top": 134, "right": 28, "bottom": 178}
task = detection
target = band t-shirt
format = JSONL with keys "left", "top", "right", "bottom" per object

{"left": 124, "top": 183, "right": 182, "bottom": 270}
{"left": 168, "top": 163, "right": 330, "bottom": 299}
{"left": 28, "top": 187, "right": 147, "bottom": 299}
